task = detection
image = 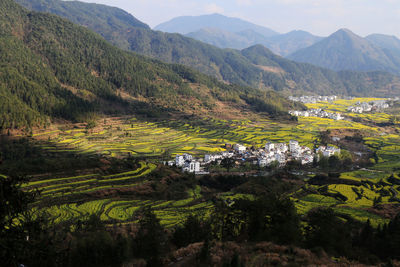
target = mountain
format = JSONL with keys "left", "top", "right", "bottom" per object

{"left": 366, "top": 34, "right": 400, "bottom": 52}
{"left": 289, "top": 29, "right": 400, "bottom": 75}
{"left": 158, "top": 14, "right": 321, "bottom": 55}
{"left": 263, "top": 30, "right": 323, "bottom": 56}
{"left": 240, "top": 44, "right": 400, "bottom": 97}
{"left": 14, "top": 0, "right": 150, "bottom": 50}
{"left": 0, "top": 0, "right": 303, "bottom": 129}
{"left": 186, "top": 28, "right": 257, "bottom": 50}
{"left": 186, "top": 28, "right": 322, "bottom": 56}
{"left": 15, "top": 0, "right": 400, "bottom": 97}
{"left": 154, "top": 13, "right": 278, "bottom": 37}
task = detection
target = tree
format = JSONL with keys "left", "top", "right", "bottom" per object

{"left": 304, "top": 208, "right": 352, "bottom": 256}
{"left": 0, "top": 174, "right": 39, "bottom": 265}
{"left": 221, "top": 158, "right": 236, "bottom": 172}
{"left": 172, "top": 215, "right": 210, "bottom": 248}
{"left": 134, "top": 208, "right": 167, "bottom": 266}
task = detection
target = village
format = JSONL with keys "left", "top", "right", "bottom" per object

{"left": 167, "top": 141, "right": 341, "bottom": 174}
{"left": 289, "top": 109, "right": 344, "bottom": 120}
{"left": 288, "top": 95, "right": 342, "bottom": 104}
{"left": 347, "top": 99, "right": 391, "bottom": 113}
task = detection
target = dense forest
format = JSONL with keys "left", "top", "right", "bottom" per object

{"left": 16, "top": 0, "right": 400, "bottom": 97}
{"left": 0, "top": 0, "right": 304, "bottom": 130}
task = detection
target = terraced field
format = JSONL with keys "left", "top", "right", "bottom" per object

{"left": 24, "top": 161, "right": 213, "bottom": 226}
{"left": 20, "top": 98, "right": 400, "bottom": 227}
{"left": 293, "top": 180, "right": 400, "bottom": 226}
{"left": 32, "top": 118, "right": 322, "bottom": 161}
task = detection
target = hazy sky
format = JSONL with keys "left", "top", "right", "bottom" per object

{"left": 79, "top": 0, "right": 399, "bottom": 37}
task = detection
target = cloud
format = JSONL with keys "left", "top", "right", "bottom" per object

{"left": 205, "top": 3, "right": 224, "bottom": 13}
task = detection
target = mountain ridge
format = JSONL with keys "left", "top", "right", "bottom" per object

{"left": 288, "top": 29, "right": 400, "bottom": 75}
{"left": 154, "top": 13, "right": 278, "bottom": 37}
{"left": 14, "top": 0, "right": 400, "bottom": 98}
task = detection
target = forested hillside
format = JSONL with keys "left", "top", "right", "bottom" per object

{"left": 16, "top": 0, "right": 400, "bottom": 97}
{"left": 14, "top": 0, "right": 149, "bottom": 50}
{"left": 0, "top": 0, "right": 303, "bottom": 130}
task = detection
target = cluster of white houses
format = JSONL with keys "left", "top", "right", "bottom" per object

{"left": 289, "top": 109, "right": 344, "bottom": 120}
{"left": 169, "top": 141, "right": 341, "bottom": 173}
{"left": 289, "top": 95, "right": 339, "bottom": 104}
{"left": 347, "top": 100, "right": 390, "bottom": 113}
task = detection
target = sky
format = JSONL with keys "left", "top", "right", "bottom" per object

{"left": 79, "top": 0, "right": 399, "bottom": 37}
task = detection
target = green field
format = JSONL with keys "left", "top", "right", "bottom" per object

{"left": 24, "top": 161, "right": 212, "bottom": 227}
{"left": 22, "top": 98, "right": 400, "bottom": 227}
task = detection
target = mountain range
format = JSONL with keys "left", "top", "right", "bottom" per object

{"left": 154, "top": 13, "right": 278, "bottom": 37}
{"left": 288, "top": 29, "right": 400, "bottom": 75}
{"left": 156, "top": 14, "right": 322, "bottom": 56}
{"left": 157, "top": 14, "right": 400, "bottom": 76}
{"left": 1, "top": 0, "right": 305, "bottom": 129}
{"left": 15, "top": 0, "right": 400, "bottom": 98}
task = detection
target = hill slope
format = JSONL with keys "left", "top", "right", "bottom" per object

{"left": 289, "top": 29, "right": 400, "bottom": 75}
{"left": 154, "top": 13, "right": 278, "bottom": 37}
{"left": 13, "top": 0, "right": 150, "bottom": 50}
{"left": 186, "top": 28, "right": 322, "bottom": 56}
{"left": 185, "top": 27, "right": 256, "bottom": 50}
{"left": 263, "top": 30, "right": 323, "bottom": 56}
{"left": 15, "top": 0, "right": 400, "bottom": 97}
{"left": 366, "top": 34, "right": 400, "bottom": 52}
{"left": 0, "top": 0, "right": 303, "bottom": 129}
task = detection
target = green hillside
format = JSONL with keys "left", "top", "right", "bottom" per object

{"left": 0, "top": 0, "right": 303, "bottom": 130}
{"left": 14, "top": 0, "right": 149, "bottom": 50}
{"left": 16, "top": 0, "right": 400, "bottom": 97}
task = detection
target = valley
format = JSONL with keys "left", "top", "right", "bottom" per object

{"left": 2, "top": 0, "right": 400, "bottom": 265}
{"left": 2, "top": 97, "right": 400, "bottom": 231}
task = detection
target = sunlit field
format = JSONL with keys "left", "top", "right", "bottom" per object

{"left": 14, "top": 97, "right": 400, "bottom": 227}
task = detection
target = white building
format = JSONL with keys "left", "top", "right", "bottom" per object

{"left": 182, "top": 161, "right": 200, "bottom": 173}
{"left": 289, "top": 140, "right": 299, "bottom": 152}
{"left": 175, "top": 155, "right": 185, "bottom": 167}
{"left": 275, "top": 153, "right": 286, "bottom": 164}
{"left": 183, "top": 153, "right": 193, "bottom": 161}
{"left": 317, "top": 146, "right": 341, "bottom": 157}
{"left": 265, "top": 142, "right": 275, "bottom": 152}
{"left": 276, "top": 143, "right": 288, "bottom": 153}
{"left": 258, "top": 158, "right": 268, "bottom": 167}
{"left": 234, "top": 144, "right": 247, "bottom": 153}
{"left": 168, "top": 161, "right": 174, "bottom": 166}
{"left": 301, "top": 155, "right": 314, "bottom": 165}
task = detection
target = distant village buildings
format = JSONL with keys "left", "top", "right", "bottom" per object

{"left": 347, "top": 100, "right": 391, "bottom": 113}
{"left": 168, "top": 140, "right": 341, "bottom": 174}
{"left": 289, "top": 95, "right": 340, "bottom": 104}
{"left": 289, "top": 109, "right": 344, "bottom": 120}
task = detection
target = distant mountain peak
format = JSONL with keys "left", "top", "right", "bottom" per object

{"left": 288, "top": 28, "right": 400, "bottom": 74}
{"left": 154, "top": 14, "right": 278, "bottom": 36}
{"left": 330, "top": 28, "right": 361, "bottom": 39}
{"left": 336, "top": 28, "right": 354, "bottom": 34}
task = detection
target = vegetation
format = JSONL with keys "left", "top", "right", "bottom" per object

{"left": 3, "top": 170, "right": 400, "bottom": 266}
{"left": 2, "top": 1, "right": 400, "bottom": 265}
{"left": 0, "top": 0, "right": 301, "bottom": 130}
{"left": 16, "top": 0, "right": 400, "bottom": 97}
